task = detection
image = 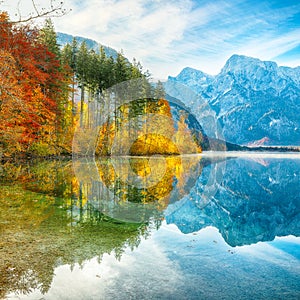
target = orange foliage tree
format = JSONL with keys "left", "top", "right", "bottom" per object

{"left": 0, "top": 12, "right": 72, "bottom": 156}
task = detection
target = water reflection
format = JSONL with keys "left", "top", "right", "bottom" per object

{"left": 0, "top": 160, "right": 152, "bottom": 298}
{"left": 0, "top": 155, "right": 299, "bottom": 298}
{"left": 72, "top": 155, "right": 218, "bottom": 223}
{"left": 166, "top": 157, "right": 300, "bottom": 246}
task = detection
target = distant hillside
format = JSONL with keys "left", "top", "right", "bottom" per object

{"left": 57, "top": 32, "right": 118, "bottom": 59}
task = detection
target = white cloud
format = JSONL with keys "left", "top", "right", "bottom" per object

{"left": 2, "top": 0, "right": 300, "bottom": 78}
{"left": 50, "top": 0, "right": 195, "bottom": 78}
{"left": 234, "top": 29, "right": 300, "bottom": 61}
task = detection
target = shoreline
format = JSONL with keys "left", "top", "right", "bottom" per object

{"left": 1, "top": 147, "right": 300, "bottom": 162}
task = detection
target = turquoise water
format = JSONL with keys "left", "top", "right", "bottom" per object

{"left": 1, "top": 154, "right": 299, "bottom": 299}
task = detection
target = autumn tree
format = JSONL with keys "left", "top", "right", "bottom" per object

{"left": 154, "top": 80, "right": 165, "bottom": 99}
{"left": 0, "top": 12, "right": 73, "bottom": 156}
{"left": 0, "top": 13, "right": 54, "bottom": 153}
{"left": 0, "top": 49, "right": 24, "bottom": 154}
{"left": 39, "top": 18, "right": 74, "bottom": 153}
{"left": 174, "top": 114, "right": 202, "bottom": 154}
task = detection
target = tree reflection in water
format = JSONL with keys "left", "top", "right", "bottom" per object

{"left": 0, "top": 155, "right": 207, "bottom": 297}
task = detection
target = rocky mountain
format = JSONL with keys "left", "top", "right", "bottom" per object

{"left": 166, "top": 55, "right": 300, "bottom": 146}
{"left": 57, "top": 32, "right": 118, "bottom": 58}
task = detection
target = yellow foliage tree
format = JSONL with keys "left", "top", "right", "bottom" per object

{"left": 174, "top": 114, "right": 202, "bottom": 154}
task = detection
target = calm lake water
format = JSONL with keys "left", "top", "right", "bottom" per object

{"left": 1, "top": 153, "right": 299, "bottom": 299}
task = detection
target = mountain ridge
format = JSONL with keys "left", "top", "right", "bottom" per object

{"left": 167, "top": 54, "right": 300, "bottom": 146}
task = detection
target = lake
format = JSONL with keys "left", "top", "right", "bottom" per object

{"left": 1, "top": 153, "right": 299, "bottom": 299}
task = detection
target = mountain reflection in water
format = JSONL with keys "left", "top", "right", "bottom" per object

{"left": 0, "top": 154, "right": 299, "bottom": 298}
{"left": 165, "top": 156, "right": 300, "bottom": 246}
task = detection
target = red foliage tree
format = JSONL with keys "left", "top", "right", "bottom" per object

{"left": 0, "top": 12, "right": 68, "bottom": 155}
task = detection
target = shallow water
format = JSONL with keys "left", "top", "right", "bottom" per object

{"left": 1, "top": 154, "right": 299, "bottom": 299}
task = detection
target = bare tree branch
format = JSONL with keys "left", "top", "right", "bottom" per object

{"left": 0, "top": 0, "right": 70, "bottom": 24}
{"left": 31, "top": 0, "right": 40, "bottom": 16}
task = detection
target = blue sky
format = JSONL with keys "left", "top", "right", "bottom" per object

{"left": 3, "top": 0, "right": 300, "bottom": 79}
